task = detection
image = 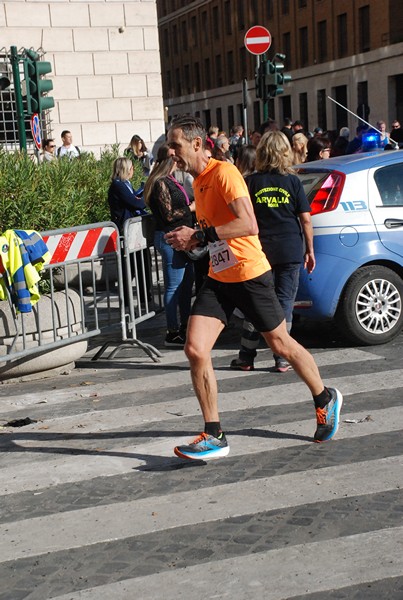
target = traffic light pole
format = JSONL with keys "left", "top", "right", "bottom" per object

{"left": 256, "top": 55, "right": 268, "bottom": 121}
{"left": 256, "top": 55, "right": 271, "bottom": 122}
{"left": 255, "top": 53, "right": 292, "bottom": 123}
{"left": 10, "top": 46, "right": 27, "bottom": 151}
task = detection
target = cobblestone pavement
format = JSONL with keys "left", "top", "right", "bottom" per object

{"left": 1, "top": 315, "right": 403, "bottom": 600}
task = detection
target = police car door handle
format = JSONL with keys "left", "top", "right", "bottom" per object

{"left": 384, "top": 218, "right": 403, "bottom": 229}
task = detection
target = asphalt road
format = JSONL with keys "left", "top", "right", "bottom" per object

{"left": 1, "top": 314, "right": 403, "bottom": 600}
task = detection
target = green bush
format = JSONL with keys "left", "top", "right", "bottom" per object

{"left": 0, "top": 146, "right": 144, "bottom": 232}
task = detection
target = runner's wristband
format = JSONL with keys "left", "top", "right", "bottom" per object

{"left": 204, "top": 226, "right": 220, "bottom": 243}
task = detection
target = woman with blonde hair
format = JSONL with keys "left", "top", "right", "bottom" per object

{"left": 108, "top": 156, "right": 150, "bottom": 307}
{"left": 230, "top": 130, "right": 315, "bottom": 373}
{"left": 291, "top": 132, "right": 308, "bottom": 165}
{"left": 108, "top": 157, "right": 146, "bottom": 232}
{"left": 144, "top": 144, "right": 194, "bottom": 347}
{"left": 125, "top": 134, "right": 154, "bottom": 176}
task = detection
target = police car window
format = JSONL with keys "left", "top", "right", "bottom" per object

{"left": 374, "top": 164, "right": 403, "bottom": 206}
{"left": 296, "top": 172, "right": 330, "bottom": 204}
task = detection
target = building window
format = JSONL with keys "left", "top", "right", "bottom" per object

{"left": 251, "top": 0, "right": 259, "bottom": 23}
{"left": 317, "top": 89, "right": 327, "bottom": 130}
{"left": 166, "top": 70, "right": 172, "bottom": 98}
{"left": 224, "top": 1, "right": 232, "bottom": 35}
{"left": 299, "top": 92, "right": 308, "bottom": 131}
{"left": 227, "top": 51, "right": 235, "bottom": 85}
{"left": 228, "top": 105, "right": 234, "bottom": 130}
{"left": 299, "top": 0, "right": 307, "bottom": 7}
{"left": 333, "top": 84, "right": 348, "bottom": 130}
{"left": 213, "top": 6, "right": 219, "bottom": 38}
{"left": 282, "top": 0, "right": 289, "bottom": 15}
{"left": 215, "top": 54, "right": 223, "bottom": 88}
{"left": 267, "top": 0, "right": 273, "bottom": 19}
{"left": 283, "top": 32, "right": 291, "bottom": 68}
{"left": 172, "top": 25, "right": 178, "bottom": 54}
{"left": 337, "top": 13, "right": 348, "bottom": 58}
{"left": 160, "top": 1, "right": 167, "bottom": 17}
{"left": 194, "top": 62, "right": 200, "bottom": 93}
{"left": 318, "top": 20, "right": 327, "bottom": 62}
{"left": 216, "top": 107, "right": 222, "bottom": 130}
{"left": 175, "top": 67, "right": 181, "bottom": 97}
{"left": 181, "top": 21, "right": 188, "bottom": 51}
{"left": 202, "top": 11, "right": 209, "bottom": 44}
{"left": 191, "top": 16, "right": 198, "bottom": 47}
{"left": 203, "top": 109, "right": 211, "bottom": 130}
{"left": 237, "top": 103, "right": 243, "bottom": 124}
{"left": 240, "top": 46, "right": 247, "bottom": 78}
{"left": 357, "top": 81, "right": 370, "bottom": 121}
{"left": 237, "top": 0, "right": 245, "bottom": 30}
{"left": 299, "top": 27, "right": 308, "bottom": 67}
{"left": 280, "top": 95, "right": 292, "bottom": 124}
{"left": 184, "top": 65, "right": 190, "bottom": 95}
{"left": 359, "top": 5, "right": 370, "bottom": 52}
{"left": 204, "top": 58, "right": 211, "bottom": 89}
{"left": 163, "top": 29, "right": 169, "bottom": 57}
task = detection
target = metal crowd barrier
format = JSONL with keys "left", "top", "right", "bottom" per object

{"left": 92, "top": 215, "right": 163, "bottom": 361}
{"left": 0, "top": 219, "right": 162, "bottom": 371}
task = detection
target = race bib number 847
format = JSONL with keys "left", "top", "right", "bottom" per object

{"left": 209, "top": 240, "right": 239, "bottom": 273}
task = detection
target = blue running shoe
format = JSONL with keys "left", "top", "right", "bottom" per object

{"left": 174, "top": 432, "right": 229, "bottom": 460}
{"left": 314, "top": 387, "right": 343, "bottom": 442}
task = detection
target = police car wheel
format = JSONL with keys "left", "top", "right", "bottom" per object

{"left": 337, "top": 265, "right": 403, "bottom": 346}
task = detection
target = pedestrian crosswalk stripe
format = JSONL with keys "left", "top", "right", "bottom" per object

{"left": 1, "top": 340, "right": 403, "bottom": 600}
{"left": 2, "top": 369, "right": 402, "bottom": 436}
{"left": 0, "top": 456, "right": 401, "bottom": 563}
{"left": 0, "top": 348, "right": 381, "bottom": 410}
{"left": 1, "top": 404, "right": 402, "bottom": 496}
{"left": 49, "top": 526, "right": 403, "bottom": 600}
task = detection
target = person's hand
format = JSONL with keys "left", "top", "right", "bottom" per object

{"left": 304, "top": 251, "right": 316, "bottom": 274}
{"left": 164, "top": 226, "right": 196, "bottom": 251}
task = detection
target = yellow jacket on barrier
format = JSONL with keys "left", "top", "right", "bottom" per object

{"left": 0, "top": 230, "right": 50, "bottom": 313}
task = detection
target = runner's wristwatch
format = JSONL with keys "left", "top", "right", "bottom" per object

{"left": 192, "top": 229, "right": 207, "bottom": 245}
{"left": 191, "top": 227, "right": 219, "bottom": 245}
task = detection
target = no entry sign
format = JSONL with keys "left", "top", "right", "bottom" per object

{"left": 30, "top": 113, "right": 42, "bottom": 151}
{"left": 244, "top": 25, "right": 272, "bottom": 55}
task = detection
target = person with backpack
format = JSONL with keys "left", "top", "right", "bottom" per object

{"left": 57, "top": 130, "right": 80, "bottom": 159}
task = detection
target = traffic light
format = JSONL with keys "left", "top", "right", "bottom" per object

{"left": 265, "top": 61, "right": 278, "bottom": 97}
{"left": 265, "top": 55, "right": 292, "bottom": 98}
{"left": 22, "top": 49, "right": 54, "bottom": 115}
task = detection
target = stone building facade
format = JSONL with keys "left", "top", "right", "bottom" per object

{"left": 0, "top": 0, "right": 165, "bottom": 155}
{"left": 157, "top": 0, "right": 403, "bottom": 136}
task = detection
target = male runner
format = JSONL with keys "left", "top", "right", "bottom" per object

{"left": 165, "top": 116, "right": 343, "bottom": 460}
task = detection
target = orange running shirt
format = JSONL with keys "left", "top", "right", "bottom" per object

{"left": 194, "top": 158, "right": 270, "bottom": 283}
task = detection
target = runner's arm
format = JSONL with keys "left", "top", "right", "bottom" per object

{"left": 218, "top": 196, "right": 259, "bottom": 239}
{"left": 165, "top": 196, "right": 258, "bottom": 251}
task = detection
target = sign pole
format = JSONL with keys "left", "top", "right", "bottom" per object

{"left": 244, "top": 26, "right": 272, "bottom": 126}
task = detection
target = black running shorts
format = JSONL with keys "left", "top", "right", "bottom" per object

{"left": 191, "top": 271, "right": 285, "bottom": 332}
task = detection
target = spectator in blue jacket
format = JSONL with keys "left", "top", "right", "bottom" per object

{"left": 108, "top": 157, "right": 147, "bottom": 233}
{"left": 108, "top": 157, "right": 151, "bottom": 307}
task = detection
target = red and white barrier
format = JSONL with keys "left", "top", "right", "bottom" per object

{"left": 43, "top": 226, "right": 118, "bottom": 264}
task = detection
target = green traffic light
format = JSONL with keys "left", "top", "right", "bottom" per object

{"left": 22, "top": 51, "right": 54, "bottom": 115}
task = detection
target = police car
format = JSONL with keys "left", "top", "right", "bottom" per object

{"left": 295, "top": 150, "right": 403, "bottom": 345}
